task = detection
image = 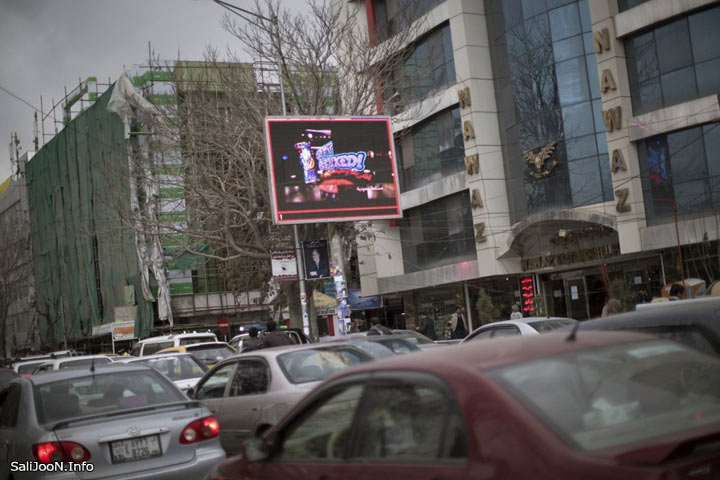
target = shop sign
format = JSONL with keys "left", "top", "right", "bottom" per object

{"left": 519, "top": 276, "right": 536, "bottom": 314}
{"left": 522, "top": 244, "right": 621, "bottom": 271}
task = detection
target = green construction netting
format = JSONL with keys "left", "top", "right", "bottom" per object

{"left": 27, "top": 84, "right": 155, "bottom": 345}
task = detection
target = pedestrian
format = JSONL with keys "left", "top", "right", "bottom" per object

{"left": 242, "top": 327, "right": 264, "bottom": 352}
{"left": 449, "top": 306, "right": 468, "bottom": 339}
{"left": 669, "top": 283, "right": 685, "bottom": 300}
{"left": 367, "top": 317, "right": 393, "bottom": 335}
{"left": 262, "top": 320, "right": 293, "bottom": 348}
{"left": 348, "top": 320, "right": 359, "bottom": 333}
{"left": 601, "top": 298, "right": 622, "bottom": 316}
{"left": 632, "top": 286, "right": 651, "bottom": 306}
{"left": 416, "top": 311, "right": 437, "bottom": 340}
{"left": 357, "top": 318, "right": 370, "bottom": 332}
{"left": 510, "top": 304, "right": 523, "bottom": 320}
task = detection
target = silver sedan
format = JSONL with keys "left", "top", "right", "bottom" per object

{"left": 0, "top": 364, "right": 225, "bottom": 479}
{"left": 190, "top": 343, "right": 373, "bottom": 455}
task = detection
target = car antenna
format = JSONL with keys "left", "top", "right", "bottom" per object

{"left": 90, "top": 356, "right": 95, "bottom": 374}
{"left": 565, "top": 320, "right": 581, "bottom": 342}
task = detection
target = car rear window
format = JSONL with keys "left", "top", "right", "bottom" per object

{"left": 180, "top": 336, "right": 217, "bottom": 345}
{"left": 278, "top": 347, "right": 372, "bottom": 384}
{"left": 137, "top": 355, "right": 206, "bottom": 380}
{"left": 58, "top": 357, "right": 113, "bottom": 369}
{"left": 490, "top": 340, "right": 720, "bottom": 451}
{"left": 187, "top": 345, "right": 234, "bottom": 366}
{"left": 34, "top": 370, "right": 186, "bottom": 425}
{"left": 527, "top": 319, "right": 577, "bottom": 333}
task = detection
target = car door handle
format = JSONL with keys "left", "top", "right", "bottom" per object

{"left": 250, "top": 406, "right": 259, "bottom": 411}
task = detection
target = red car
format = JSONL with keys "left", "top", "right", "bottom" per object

{"left": 206, "top": 331, "right": 720, "bottom": 480}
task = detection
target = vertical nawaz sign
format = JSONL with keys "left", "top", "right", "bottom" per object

{"left": 264, "top": 117, "right": 402, "bottom": 224}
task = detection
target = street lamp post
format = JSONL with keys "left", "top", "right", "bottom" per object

{"left": 213, "top": 0, "right": 310, "bottom": 337}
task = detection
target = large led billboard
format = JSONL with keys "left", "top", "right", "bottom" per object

{"left": 265, "top": 116, "right": 402, "bottom": 224}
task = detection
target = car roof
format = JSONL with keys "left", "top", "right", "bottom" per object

{"left": 579, "top": 296, "right": 720, "bottom": 332}
{"left": 121, "top": 352, "right": 195, "bottom": 362}
{"left": 338, "top": 331, "right": 657, "bottom": 375}
{"left": 27, "top": 363, "right": 153, "bottom": 385}
{"left": 227, "top": 342, "right": 368, "bottom": 362}
{"left": 138, "top": 332, "right": 217, "bottom": 343}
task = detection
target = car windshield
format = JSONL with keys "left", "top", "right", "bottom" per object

{"left": 34, "top": 370, "right": 186, "bottom": 425}
{"left": 278, "top": 347, "right": 371, "bottom": 384}
{"left": 179, "top": 336, "right": 217, "bottom": 345}
{"left": 58, "top": 357, "right": 113, "bottom": 369}
{"left": 135, "top": 355, "right": 206, "bottom": 380}
{"left": 490, "top": 340, "right": 720, "bottom": 451}
{"left": 187, "top": 345, "right": 234, "bottom": 366}
{"left": 527, "top": 319, "right": 577, "bottom": 333}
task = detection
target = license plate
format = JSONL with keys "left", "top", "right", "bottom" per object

{"left": 110, "top": 434, "right": 162, "bottom": 463}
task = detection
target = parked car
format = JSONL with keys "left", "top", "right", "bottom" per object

{"left": 576, "top": 295, "right": 720, "bottom": 355}
{"left": 462, "top": 317, "right": 577, "bottom": 343}
{"left": 131, "top": 332, "right": 219, "bottom": 357}
{"left": 206, "top": 331, "right": 720, "bottom": 480}
{"left": 0, "top": 364, "right": 225, "bottom": 479}
{"left": 116, "top": 352, "right": 208, "bottom": 392}
{"left": 31, "top": 355, "right": 114, "bottom": 374}
{"left": 229, "top": 328, "right": 312, "bottom": 352}
{"left": 190, "top": 343, "right": 373, "bottom": 455}
{"left": 157, "top": 342, "right": 236, "bottom": 368}
{"left": 12, "top": 351, "right": 84, "bottom": 377}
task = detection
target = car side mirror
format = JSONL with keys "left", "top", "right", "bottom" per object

{"left": 186, "top": 388, "right": 195, "bottom": 398}
{"left": 245, "top": 437, "right": 271, "bottom": 462}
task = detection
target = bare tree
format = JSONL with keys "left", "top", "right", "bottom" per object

{"left": 102, "top": 0, "right": 432, "bottom": 335}
{"left": 0, "top": 214, "right": 32, "bottom": 357}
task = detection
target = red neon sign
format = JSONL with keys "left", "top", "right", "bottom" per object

{"left": 519, "top": 276, "right": 536, "bottom": 313}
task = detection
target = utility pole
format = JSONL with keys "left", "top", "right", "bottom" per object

{"left": 213, "top": 0, "right": 310, "bottom": 337}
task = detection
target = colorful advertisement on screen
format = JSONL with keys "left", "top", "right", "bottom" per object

{"left": 265, "top": 116, "right": 402, "bottom": 224}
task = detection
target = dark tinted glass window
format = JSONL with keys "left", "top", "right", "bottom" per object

{"left": 0, "top": 385, "right": 20, "bottom": 427}
{"left": 229, "top": 360, "right": 269, "bottom": 396}
{"left": 618, "top": 0, "right": 649, "bottom": 11}
{"left": 400, "top": 191, "right": 476, "bottom": 273}
{"left": 486, "top": 0, "right": 611, "bottom": 221}
{"left": 625, "top": 5, "right": 720, "bottom": 115}
{"left": 638, "top": 122, "right": 719, "bottom": 224}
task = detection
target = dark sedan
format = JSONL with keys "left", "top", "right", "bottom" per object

{"left": 576, "top": 295, "right": 720, "bottom": 355}
{"left": 206, "top": 331, "right": 720, "bottom": 480}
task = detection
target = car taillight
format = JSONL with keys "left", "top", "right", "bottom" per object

{"left": 180, "top": 416, "right": 219, "bottom": 444}
{"left": 33, "top": 441, "right": 91, "bottom": 463}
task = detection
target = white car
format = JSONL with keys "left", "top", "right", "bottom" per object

{"left": 462, "top": 317, "right": 577, "bottom": 343}
{"left": 117, "top": 352, "right": 208, "bottom": 392}
{"left": 30, "top": 355, "right": 114, "bottom": 374}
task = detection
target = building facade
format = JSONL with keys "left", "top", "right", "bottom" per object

{"left": 347, "top": 0, "right": 720, "bottom": 329}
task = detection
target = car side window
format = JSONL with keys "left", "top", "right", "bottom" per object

{"left": 278, "top": 384, "right": 364, "bottom": 461}
{"left": 469, "top": 329, "right": 494, "bottom": 341}
{"left": 229, "top": 360, "right": 269, "bottom": 396}
{"left": 0, "top": 385, "right": 21, "bottom": 428}
{"left": 130, "top": 343, "right": 141, "bottom": 356}
{"left": 354, "top": 381, "right": 468, "bottom": 462}
{"left": 492, "top": 326, "right": 520, "bottom": 337}
{"left": 195, "top": 363, "right": 236, "bottom": 399}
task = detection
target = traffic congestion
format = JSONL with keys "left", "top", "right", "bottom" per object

{"left": 2, "top": 295, "right": 720, "bottom": 479}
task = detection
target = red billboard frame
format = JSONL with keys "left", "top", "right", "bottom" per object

{"left": 264, "top": 116, "right": 403, "bottom": 225}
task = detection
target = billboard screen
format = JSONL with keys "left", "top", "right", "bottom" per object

{"left": 265, "top": 116, "right": 402, "bottom": 224}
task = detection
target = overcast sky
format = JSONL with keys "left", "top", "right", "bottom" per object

{"left": 0, "top": 0, "right": 284, "bottom": 180}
